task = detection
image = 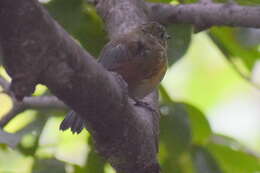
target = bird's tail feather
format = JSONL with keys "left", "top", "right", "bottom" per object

{"left": 60, "top": 111, "right": 85, "bottom": 134}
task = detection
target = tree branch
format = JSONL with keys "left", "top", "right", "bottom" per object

{"left": 95, "top": 0, "right": 149, "bottom": 39}
{"left": 0, "top": 76, "right": 67, "bottom": 127}
{"left": 0, "top": 0, "right": 160, "bottom": 172}
{"left": 0, "top": 76, "right": 9, "bottom": 91}
{"left": 0, "top": 96, "right": 67, "bottom": 128}
{"left": 148, "top": 3, "right": 260, "bottom": 29}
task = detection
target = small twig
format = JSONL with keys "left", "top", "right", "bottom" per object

{"left": 0, "top": 102, "right": 25, "bottom": 128}
{"left": 0, "top": 96, "right": 67, "bottom": 128}
{"left": 226, "top": 58, "right": 260, "bottom": 90}
{"left": 23, "top": 96, "right": 67, "bottom": 110}
{"left": 0, "top": 76, "right": 9, "bottom": 91}
{"left": 0, "top": 76, "right": 67, "bottom": 128}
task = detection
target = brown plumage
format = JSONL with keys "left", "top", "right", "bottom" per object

{"left": 99, "top": 22, "right": 168, "bottom": 99}
{"left": 60, "top": 22, "right": 169, "bottom": 133}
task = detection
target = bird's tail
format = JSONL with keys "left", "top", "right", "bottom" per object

{"left": 60, "top": 111, "right": 85, "bottom": 134}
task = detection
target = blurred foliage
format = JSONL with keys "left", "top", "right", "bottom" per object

{"left": 167, "top": 24, "right": 192, "bottom": 66}
{"left": 32, "top": 158, "right": 66, "bottom": 173}
{"left": 44, "top": 0, "right": 108, "bottom": 57}
{"left": 191, "top": 146, "right": 223, "bottom": 173}
{"left": 207, "top": 141, "right": 260, "bottom": 173}
{"left": 210, "top": 27, "right": 260, "bottom": 71}
{"left": 0, "top": 0, "right": 260, "bottom": 173}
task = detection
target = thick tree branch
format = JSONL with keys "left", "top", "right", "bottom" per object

{"left": 1, "top": 0, "right": 259, "bottom": 172}
{"left": 0, "top": 0, "right": 160, "bottom": 173}
{"left": 148, "top": 3, "right": 260, "bottom": 29}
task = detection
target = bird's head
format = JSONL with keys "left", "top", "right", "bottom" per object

{"left": 141, "top": 22, "right": 170, "bottom": 46}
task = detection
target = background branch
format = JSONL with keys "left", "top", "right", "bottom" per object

{"left": 0, "top": 76, "right": 67, "bottom": 127}
{"left": 148, "top": 3, "right": 260, "bottom": 29}
{"left": 0, "top": 76, "right": 9, "bottom": 91}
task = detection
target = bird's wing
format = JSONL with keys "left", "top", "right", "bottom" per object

{"left": 98, "top": 41, "right": 137, "bottom": 70}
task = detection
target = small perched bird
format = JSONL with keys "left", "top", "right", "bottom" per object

{"left": 60, "top": 22, "right": 169, "bottom": 133}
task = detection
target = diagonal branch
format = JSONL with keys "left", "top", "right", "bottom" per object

{"left": 0, "top": 76, "right": 9, "bottom": 91}
{"left": 0, "top": 76, "right": 67, "bottom": 127}
{"left": 0, "top": 0, "right": 160, "bottom": 173}
{"left": 2, "top": 96, "right": 66, "bottom": 125}
{"left": 148, "top": 3, "right": 260, "bottom": 29}
{"left": 0, "top": 96, "right": 67, "bottom": 128}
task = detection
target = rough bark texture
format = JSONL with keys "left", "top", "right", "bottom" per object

{"left": 148, "top": 3, "right": 260, "bottom": 28}
{"left": 95, "top": 0, "right": 149, "bottom": 39}
{"left": 1, "top": 0, "right": 260, "bottom": 173}
{"left": 0, "top": 0, "right": 160, "bottom": 172}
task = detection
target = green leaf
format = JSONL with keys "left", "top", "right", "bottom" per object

{"left": 0, "top": 148, "right": 34, "bottom": 173}
{"left": 16, "top": 114, "right": 48, "bottom": 156}
{"left": 74, "top": 150, "right": 106, "bottom": 173}
{"left": 74, "top": 137, "right": 106, "bottom": 173}
{"left": 55, "top": 129, "right": 88, "bottom": 166}
{"left": 167, "top": 24, "right": 192, "bottom": 66}
{"left": 185, "top": 104, "right": 212, "bottom": 145}
{"left": 210, "top": 27, "right": 260, "bottom": 71}
{"left": 0, "top": 129, "right": 21, "bottom": 148}
{"left": 183, "top": 0, "right": 198, "bottom": 3}
{"left": 32, "top": 158, "right": 66, "bottom": 173}
{"left": 160, "top": 86, "right": 212, "bottom": 145}
{"left": 191, "top": 146, "right": 223, "bottom": 173}
{"left": 160, "top": 157, "right": 185, "bottom": 173}
{"left": 160, "top": 103, "right": 192, "bottom": 160}
{"left": 207, "top": 141, "right": 260, "bottom": 173}
{"left": 236, "top": 28, "right": 260, "bottom": 47}
{"left": 45, "top": 0, "right": 107, "bottom": 57}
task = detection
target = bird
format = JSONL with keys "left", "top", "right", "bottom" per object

{"left": 60, "top": 21, "right": 169, "bottom": 134}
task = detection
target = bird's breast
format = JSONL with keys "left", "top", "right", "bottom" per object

{"left": 129, "top": 53, "right": 167, "bottom": 99}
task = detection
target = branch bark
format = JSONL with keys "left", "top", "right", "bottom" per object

{"left": 0, "top": 76, "right": 9, "bottom": 90}
{"left": 148, "top": 3, "right": 260, "bottom": 29}
{"left": 0, "top": 0, "right": 160, "bottom": 173}
{"left": 0, "top": 96, "right": 67, "bottom": 128}
{"left": 0, "top": 77, "right": 67, "bottom": 127}
{"left": 1, "top": 0, "right": 260, "bottom": 172}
